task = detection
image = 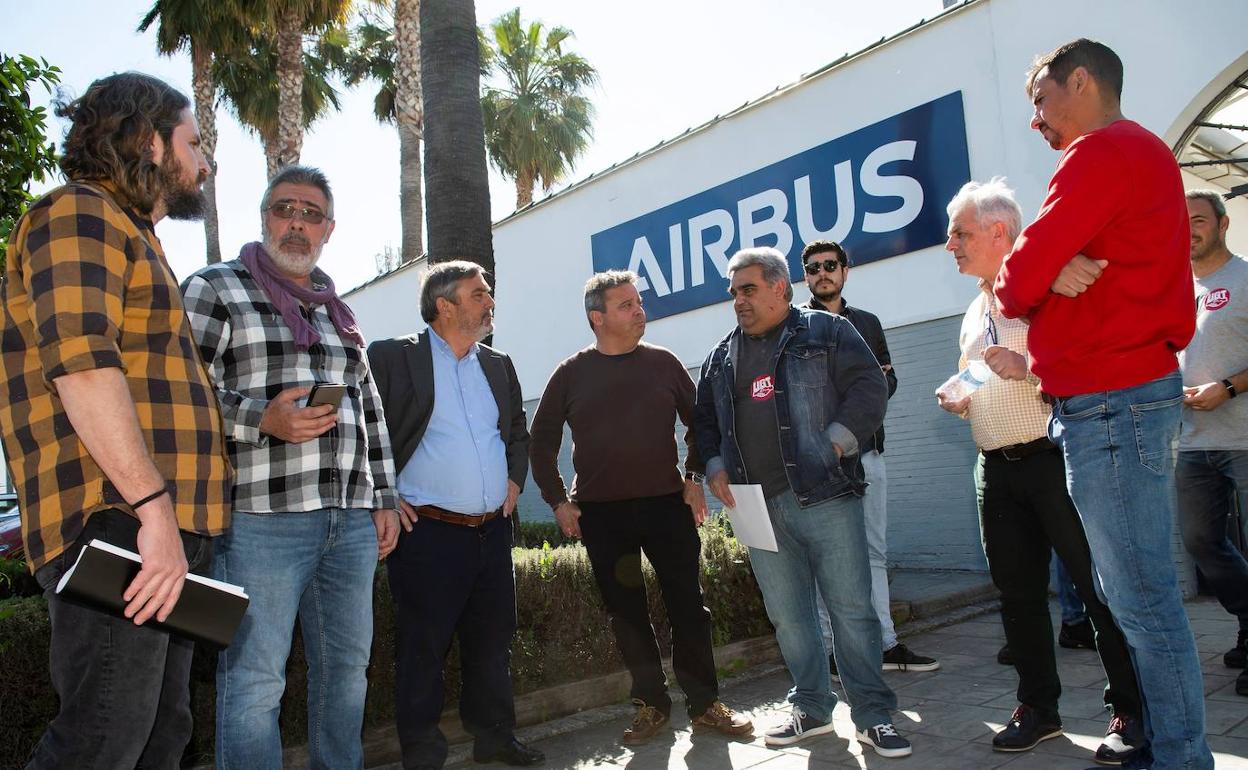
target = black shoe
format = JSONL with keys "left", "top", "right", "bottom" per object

{"left": 882, "top": 642, "right": 940, "bottom": 672}
{"left": 828, "top": 652, "right": 841, "bottom": 682}
{"left": 473, "top": 737, "right": 545, "bottom": 766}
{"left": 1094, "top": 713, "right": 1144, "bottom": 766}
{"left": 1059, "top": 619, "right": 1097, "bottom": 650}
{"left": 992, "top": 705, "right": 1062, "bottom": 752}
{"left": 1237, "top": 668, "right": 1248, "bottom": 697}
{"left": 997, "top": 644, "right": 1014, "bottom": 666}
{"left": 1226, "top": 630, "right": 1248, "bottom": 669}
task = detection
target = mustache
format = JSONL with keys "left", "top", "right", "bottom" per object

{"left": 281, "top": 233, "right": 311, "bottom": 248}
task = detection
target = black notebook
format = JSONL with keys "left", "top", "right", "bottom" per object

{"left": 56, "top": 539, "right": 249, "bottom": 648}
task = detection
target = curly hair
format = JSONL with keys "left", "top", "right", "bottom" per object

{"left": 55, "top": 72, "right": 190, "bottom": 214}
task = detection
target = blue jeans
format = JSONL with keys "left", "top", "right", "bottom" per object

{"left": 746, "top": 488, "right": 897, "bottom": 730}
{"left": 1176, "top": 449, "right": 1248, "bottom": 630}
{"left": 817, "top": 449, "right": 898, "bottom": 651}
{"left": 1049, "top": 371, "right": 1213, "bottom": 769}
{"left": 213, "top": 509, "right": 378, "bottom": 770}
{"left": 1052, "top": 553, "right": 1087, "bottom": 626}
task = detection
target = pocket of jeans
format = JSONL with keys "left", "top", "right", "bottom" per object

{"left": 1056, "top": 394, "right": 1105, "bottom": 421}
{"left": 1131, "top": 395, "right": 1183, "bottom": 474}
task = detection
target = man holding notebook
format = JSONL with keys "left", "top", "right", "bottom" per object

{"left": 0, "top": 73, "right": 232, "bottom": 768}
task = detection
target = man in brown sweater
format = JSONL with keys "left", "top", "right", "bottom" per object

{"left": 529, "top": 270, "right": 752, "bottom": 745}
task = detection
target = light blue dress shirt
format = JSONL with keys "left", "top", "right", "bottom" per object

{"left": 397, "top": 328, "right": 508, "bottom": 514}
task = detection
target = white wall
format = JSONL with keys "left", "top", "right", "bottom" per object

{"left": 347, "top": 0, "right": 1248, "bottom": 398}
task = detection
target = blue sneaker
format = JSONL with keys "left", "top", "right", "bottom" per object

{"left": 763, "top": 705, "right": 836, "bottom": 746}
{"left": 856, "top": 722, "right": 913, "bottom": 758}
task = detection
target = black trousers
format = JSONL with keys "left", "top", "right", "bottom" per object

{"left": 28, "top": 509, "right": 212, "bottom": 770}
{"left": 387, "top": 514, "right": 517, "bottom": 769}
{"left": 975, "top": 447, "right": 1142, "bottom": 722}
{"left": 578, "top": 492, "right": 719, "bottom": 717}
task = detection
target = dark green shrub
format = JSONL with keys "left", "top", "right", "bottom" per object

{"left": 0, "top": 558, "right": 39, "bottom": 600}
{"left": 2, "top": 521, "right": 768, "bottom": 769}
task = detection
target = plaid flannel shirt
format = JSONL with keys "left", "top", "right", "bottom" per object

{"left": 181, "top": 260, "right": 399, "bottom": 513}
{"left": 0, "top": 182, "right": 232, "bottom": 571}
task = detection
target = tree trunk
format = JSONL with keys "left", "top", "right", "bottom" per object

{"left": 264, "top": 135, "right": 282, "bottom": 179}
{"left": 191, "top": 41, "right": 222, "bottom": 263}
{"left": 274, "top": 5, "right": 305, "bottom": 174}
{"left": 421, "top": 0, "right": 492, "bottom": 273}
{"left": 395, "top": 0, "right": 424, "bottom": 263}
{"left": 515, "top": 168, "right": 534, "bottom": 209}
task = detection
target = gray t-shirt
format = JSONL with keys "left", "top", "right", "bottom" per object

{"left": 1179, "top": 255, "right": 1248, "bottom": 450}
{"left": 734, "top": 323, "right": 790, "bottom": 498}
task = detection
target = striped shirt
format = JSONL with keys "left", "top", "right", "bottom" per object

{"left": 0, "top": 182, "right": 232, "bottom": 570}
{"left": 957, "top": 282, "right": 1052, "bottom": 451}
{"left": 181, "top": 260, "right": 399, "bottom": 513}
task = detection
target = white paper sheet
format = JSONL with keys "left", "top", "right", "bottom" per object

{"left": 723, "top": 484, "right": 778, "bottom": 552}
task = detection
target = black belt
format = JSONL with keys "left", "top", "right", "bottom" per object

{"left": 982, "top": 437, "right": 1057, "bottom": 461}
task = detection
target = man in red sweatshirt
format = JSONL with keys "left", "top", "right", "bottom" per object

{"left": 993, "top": 39, "right": 1212, "bottom": 770}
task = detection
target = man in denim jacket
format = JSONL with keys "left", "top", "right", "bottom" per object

{"left": 693, "top": 247, "right": 911, "bottom": 759}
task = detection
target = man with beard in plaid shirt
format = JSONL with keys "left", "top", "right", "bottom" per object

{"left": 181, "top": 165, "right": 401, "bottom": 770}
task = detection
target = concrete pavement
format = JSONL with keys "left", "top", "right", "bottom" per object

{"left": 423, "top": 598, "right": 1247, "bottom": 769}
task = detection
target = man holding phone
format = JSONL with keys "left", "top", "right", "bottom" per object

{"left": 181, "top": 166, "right": 401, "bottom": 770}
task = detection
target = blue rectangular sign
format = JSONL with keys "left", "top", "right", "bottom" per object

{"left": 590, "top": 91, "right": 971, "bottom": 320}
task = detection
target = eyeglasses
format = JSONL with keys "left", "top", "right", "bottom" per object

{"left": 803, "top": 258, "right": 845, "bottom": 275}
{"left": 266, "top": 202, "right": 328, "bottom": 224}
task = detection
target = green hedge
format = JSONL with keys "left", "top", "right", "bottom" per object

{"left": 0, "top": 518, "right": 769, "bottom": 769}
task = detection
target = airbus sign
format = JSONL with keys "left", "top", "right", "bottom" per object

{"left": 590, "top": 92, "right": 971, "bottom": 320}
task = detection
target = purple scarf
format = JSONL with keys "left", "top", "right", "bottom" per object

{"left": 239, "top": 241, "right": 365, "bottom": 351}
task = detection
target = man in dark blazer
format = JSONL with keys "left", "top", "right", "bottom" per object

{"left": 367, "top": 261, "right": 541, "bottom": 769}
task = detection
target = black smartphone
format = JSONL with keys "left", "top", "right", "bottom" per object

{"left": 306, "top": 383, "right": 347, "bottom": 409}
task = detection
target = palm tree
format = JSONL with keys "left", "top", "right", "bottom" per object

{"left": 216, "top": 28, "right": 345, "bottom": 178}
{"left": 420, "top": 0, "right": 492, "bottom": 269}
{"left": 480, "top": 8, "right": 597, "bottom": 209}
{"left": 138, "top": 0, "right": 248, "bottom": 262}
{"left": 344, "top": 0, "right": 423, "bottom": 264}
{"left": 250, "top": 0, "right": 355, "bottom": 173}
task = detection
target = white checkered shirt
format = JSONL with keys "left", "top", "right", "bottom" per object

{"left": 181, "top": 260, "right": 399, "bottom": 513}
{"left": 958, "top": 282, "right": 1052, "bottom": 451}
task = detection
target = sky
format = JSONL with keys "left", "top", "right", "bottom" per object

{"left": 4, "top": 0, "right": 942, "bottom": 292}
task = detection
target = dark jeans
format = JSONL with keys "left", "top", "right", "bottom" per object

{"left": 1177, "top": 449, "right": 1248, "bottom": 631}
{"left": 387, "top": 513, "right": 517, "bottom": 769}
{"left": 975, "top": 448, "right": 1142, "bottom": 722}
{"left": 578, "top": 492, "right": 718, "bottom": 717}
{"left": 27, "top": 508, "right": 212, "bottom": 770}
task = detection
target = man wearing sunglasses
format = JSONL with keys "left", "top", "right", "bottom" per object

{"left": 799, "top": 241, "right": 938, "bottom": 681}
{"left": 181, "top": 166, "right": 401, "bottom": 770}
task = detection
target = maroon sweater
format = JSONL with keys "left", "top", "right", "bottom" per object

{"left": 528, "top": 342, "right": 702, "bottom": 507}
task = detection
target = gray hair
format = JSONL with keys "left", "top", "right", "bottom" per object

{"left": 1186, "top": 188, "right": 1227, "bottom": 220}
{"left": 421, "top": 260, "right": 487, "bottom": 323}
{"left": 946, "top": 177, "right": 1023, "bottom": 241}
{"left": 261, "top": 164, "right": 335, "bottom": 219}
{"left": 726, "top": 247, "right": 793, "bottom": 301}
{"left": 583, "top": 270, "right": 638, "bottom": 329}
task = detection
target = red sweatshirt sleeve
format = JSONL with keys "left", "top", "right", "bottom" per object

{"left": 994, "top": 136, "right": 1132, "bottom": 318}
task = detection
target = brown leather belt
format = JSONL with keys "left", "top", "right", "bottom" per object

{"left": 982, "top": 437, "right": 1058, "bottom": 462}
{"left": 415, "top": 505, "right": 502, "bottom": 527}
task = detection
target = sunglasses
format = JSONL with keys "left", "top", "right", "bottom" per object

{"left": 803, "top": 258, "right": 845, "bottom": 275}
{"left": 266, "top": 202, "right": 328, "bottom": 224}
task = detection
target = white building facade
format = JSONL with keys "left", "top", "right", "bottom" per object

{"left": 347, "top": 0, "right": 1248, "bottom": 580}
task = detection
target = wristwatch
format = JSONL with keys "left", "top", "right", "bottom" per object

{"left": 685, "top": 471, "right": 707, "bottom": 484}
{"left": 1223, "top": 378, "right": 1238, "bottom": 399}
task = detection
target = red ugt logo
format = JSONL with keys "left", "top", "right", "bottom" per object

{"left": 752, "top": 374, "right": 775, "bottom": 401}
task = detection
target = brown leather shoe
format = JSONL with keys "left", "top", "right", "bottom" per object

{"left": 691, "top": 700, "right": 754, "bottom": 736}
{"left": 622, "top": 700, "right": 670, "bottom": 745}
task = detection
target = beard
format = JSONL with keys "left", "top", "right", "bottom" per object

{"left": 810, "top": 279, "right": 842, "bottom": 302}
{"left": 158, "top": 153, "right": 207, "bottom": 221}
{"left": 262, "top": 231, "right": 323, "bottom": 278}
{"left": 1191, "top": 234, "right": 1224, "bottom": 263}
{"left": 458, "top": 308, "right": 494, "bottom": 342}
